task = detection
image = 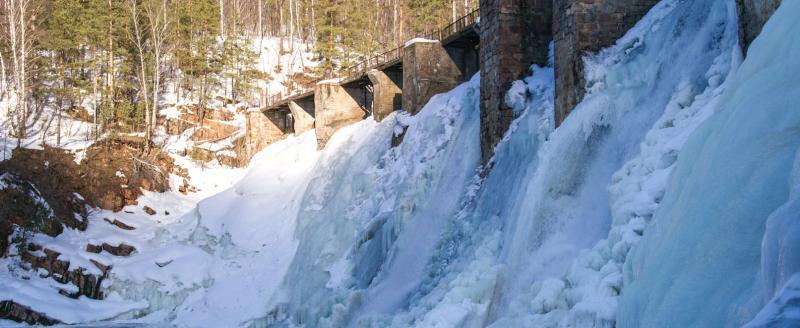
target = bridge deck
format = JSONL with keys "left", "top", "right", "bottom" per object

{"left": 264, "top": 8, "right": 480, "bottom": 112}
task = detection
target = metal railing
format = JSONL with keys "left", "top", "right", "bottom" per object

{"left": 265, "top": 8, "right": 480, "bottom": 109}
{"left": 265, "top": 84, "right": 315, "bottom": 109}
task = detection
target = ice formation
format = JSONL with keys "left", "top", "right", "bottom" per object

{"left": 620, "top": 1, "right": 800, "bottom": 326}
{"left": 3, "top": 0, "right": 799, "bottom": 327}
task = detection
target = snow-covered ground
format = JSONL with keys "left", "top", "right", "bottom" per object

{"left": 0, "top": 141, "right": 247, "bottom": 324}
{"left": 2, "top": 0, "right": 799, "bottom": 327}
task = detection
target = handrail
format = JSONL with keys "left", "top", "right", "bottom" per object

{"left": 265, "top": 7, "right": 480, "bottom": 109}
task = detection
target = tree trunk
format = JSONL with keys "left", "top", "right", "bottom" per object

{"left": 220, "top": 0, "right": 225, "bottom": 36}
{"left": 107, "top": 0, "right": 115, "bottom": 123}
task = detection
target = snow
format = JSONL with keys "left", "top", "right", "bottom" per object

{"left": 317, "top": 78, "right": 344, "bottom": 85}
{"left": 0, "top": 260, "right": 148, "bottom": 324}
{"left": 0, "top": 107, "right": 96, "bottom": 163}
{"left": 620, "top": 1, "right": 800, "bottom": 326}
{"left": 0, "top": 0, "right": 797, "bottom": 326}
{"left": 255, "top": 37, "right": 318, "bottom": 100}
{"left": 404, "top": 38, "right": 439, "bottom": 47}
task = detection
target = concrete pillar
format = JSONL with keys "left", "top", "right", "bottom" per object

{"left": 314, "top": 81, "right": 368, "bottom": 149}
{"left": 446, "top": 45, "right": 480, "bottom": 81}
{"left": 367, "top": 70, "right": 403, "bottom": 122}
{"left": 402, "top": 40, "right": 463, "bottom": 115}
{"left": 288, "top": 100, "right": 315, "bottom": 135}
{"left": 479, "top": 0, "right": 552, "bottom": 163}
{"left": 554, "top": 0, "right": 659, "bottom": 126}
{"left": 245, "top": 109, "right": 288, "bottom": 160}
{"left": 737, "top": 0, "right": 782, "bottom": 55}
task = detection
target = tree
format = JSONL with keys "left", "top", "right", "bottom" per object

{"left": 126, "top": 0, "right": 171, "bottom": 146}
{"left": 173, "top": 0, "right": 221, "bottom": 106}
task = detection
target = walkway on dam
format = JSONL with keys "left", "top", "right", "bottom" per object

{"left": 263, "top": 8, "right": 481, "bottom": 114}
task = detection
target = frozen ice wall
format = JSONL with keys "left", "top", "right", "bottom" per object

{"left": 619, "top": 1, "right": 800, "bottom": 327}
{"left": 63, "top": 0, "right": 773, "bottom": 325}
{"left": 255, "top": 0, "right": 741, "bottom": 326}
{"left": 258, "top": 74, "right": 483, "bottom": 326}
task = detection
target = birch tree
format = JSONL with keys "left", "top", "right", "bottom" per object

{"left": 2, "top": 0, "right": 39, "bottom": 146}
{"left": 143, "top": 0, "right": 170, "bottom": 136}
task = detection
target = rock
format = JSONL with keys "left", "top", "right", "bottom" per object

{"left": 143, "top": 206, "right": 156, "bottom": 216}
{"left": 0, "top": 300, "right": 59, "bottom": 325}
{"left": 90, "top": 259, "right": 111, "bottom": 274}
{"left": 101, "top": 243, "right": 136, "bottom": 257}
{"left": 86, "top": 244, "right": 102, "bottom": 253}
{"left": 20, "top": 248, "right": 105, "bottom": 299}
{"left": 103, "top": 218, "right": 136, "bottom": 231}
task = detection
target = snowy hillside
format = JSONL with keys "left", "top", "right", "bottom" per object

{"left": 1, "top": 0, "right": 799, "bottom": 327}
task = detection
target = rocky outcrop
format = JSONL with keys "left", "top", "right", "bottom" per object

{"left": 20, "top": 246, "right": 106, "bottom": 299}
{"left": 0, "top": 301, "right": 58, "bottom": 325}
{"left": 0, "top": 174, "right": 68, "bottom": 247}
{"left": 86, "top": 242, "right": 137, "bottom": 257}
{"left": 0, "top": 135, "right": 175, "bottom": 260}
{"left": 1, "top": 137, "right": 173, "bottom": 213}
{"left": 737, "top": 0, "right": 782, "bottom": 54}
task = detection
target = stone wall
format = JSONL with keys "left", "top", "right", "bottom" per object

{"left": 368, "top": 70, "right": 403, "bottom": 122}
{"left": 737, "top": 0, "right": 782, "bottom": 54}
{"left": 553, "top": 0, "right": 659, "bottom": 126}
{"left": 244, "top": 109, "right": 288, "bottom": 160}
{"left": 402, "top": 40, "right": 463, "bottom": 115}
{"left": 479, "top": 0, "right": 552, "bottom": 163}
{"left": 288, "top": 99, "right": 315, "bottom": 135}
{"left": 315, "top": 82, "right": 369, "bottom": 148}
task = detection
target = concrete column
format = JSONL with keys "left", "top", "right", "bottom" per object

{"left": 314, "top": 81, "right": 368, "bottom": 149}
{"left": 288, "top": 100, "right": 315, "bottom": 135}
{"left": 479, "top": 0, "right": 552, "bottom": 163}
{"left": 402, "top": 40, "right": 463, "bottom": 115}
{"left": 554, "top": 0, "right": 659, "bottom": 126}
{"left": 245, "top": 109, "right": 288, "bottom": 160}
{"left": 367, "top": 70, "right": 403, "bottom": 122}
{"left": 737, "top": 0, "right": 782, "bottom": 54}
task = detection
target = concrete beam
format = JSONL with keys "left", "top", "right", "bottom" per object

{"left": 288, "top": 100, "right": 315, "bottom": 135}
{"left": 367, "top": 70, "right": 403, "bottom": 122}
{"left": 402, "top": 40, "right": 463, "bottom": 115}
{"left": 314, "top": 81, "right": 368, "bottom": 149}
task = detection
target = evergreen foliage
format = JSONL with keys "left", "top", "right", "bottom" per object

{"left": 0, "top": 0, "right": 477, "bottom": 140}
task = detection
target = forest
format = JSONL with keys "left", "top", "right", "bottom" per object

{"left": 0, "top": 0, "right": 477, "bottom": 148}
